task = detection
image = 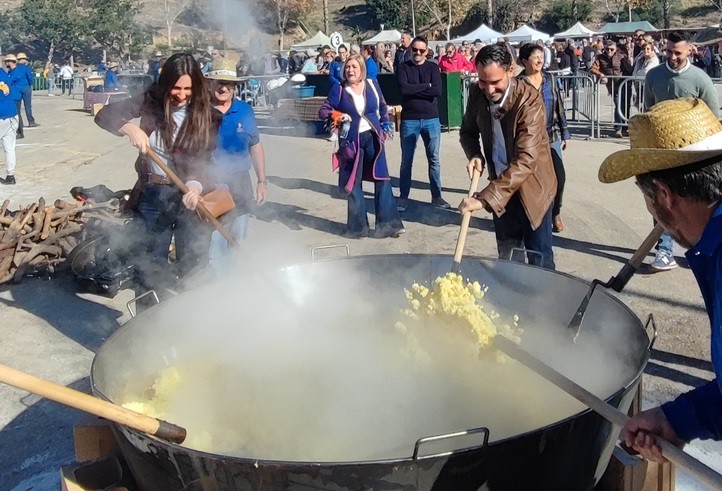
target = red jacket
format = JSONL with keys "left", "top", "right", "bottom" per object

{"left": 439, "top": 52, "right": 473, "bottom": 73}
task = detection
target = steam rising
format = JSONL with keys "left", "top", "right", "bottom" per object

{"left": 97, "top": 259, "right": 641, "bottom": 462}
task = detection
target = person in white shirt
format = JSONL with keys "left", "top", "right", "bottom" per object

{"left": 59, "top": 62, "right": 74, "bottom": 95}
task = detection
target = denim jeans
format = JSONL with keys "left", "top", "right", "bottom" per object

{"left": 399, "top": 118, "right": 442, "bottom": 200}
{"left": 135, "top": 183, "right": 211, "bottom": 293}
{"left": 492, "top": 193, "right": 555, "bottom": 270}
{"left": 549, "top": 139, "right": 565, "bottom": 217}
{"left": 21, "top": 86, "right": 35, "bottom": 125}
{"left": 656, "top": 227, "right": 674, "bottom": 255}
{"left": 347, "top": 131, "right": 403, "bottom": 234}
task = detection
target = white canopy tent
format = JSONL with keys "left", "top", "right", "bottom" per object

{"left": 290, "top": 31, "right": 331, "bottom": 51}
{"left": 554, "top": 22, "right": 597, "bottom": 39}
{"left": 363, "top": 29, "right": 402, "bottom": 45}
{"left": 504, "top": 24, "right": 550, "bottom": 43}
{"left": 451, "top": 24, "right": 504, "bottom": 43}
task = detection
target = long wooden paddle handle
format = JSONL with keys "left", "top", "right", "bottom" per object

{"left": 144, "top": 148, "right": 241, "bottom": 250}
{"left": 493, "top": 336, "right": 722, "bottom": 489}
{"left": 452, "top": 168, "right": 482, "bottom": 272}
{"left": 629, "top": 223, "right": 665, "bottom": 268}
{"left": 0, "top": 363, "right": 186, "bottom": 444}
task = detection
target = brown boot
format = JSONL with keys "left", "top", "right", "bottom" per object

{"left": 553, "top": 215, "right": 564, "bottom": 233}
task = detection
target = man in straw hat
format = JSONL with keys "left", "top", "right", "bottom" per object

{"left": 16, "top": 53, "right": 39, "bottom": 128}
{"left": 104, "top": 62, "right": 122, "bottom": 91}
{"left": 4, "top": 54, "right": 28, "bottom": 139}
{"left": 599, "top": 98, "right": 722, "bottom": 458}
{"left": 0, "top": 61, "right": 19, "bottom": 185}
{"left": 643, "top": 30, "right": 720, "bottom": 273}
{"left": 204, "top": 57, "right": 268, "bottom": 276}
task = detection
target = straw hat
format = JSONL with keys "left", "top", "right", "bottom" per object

{"left": 4, "top": 54, "right": 17, "bottom": 62}
{"left": 16, "top": 52, "right": 27, "bottom": 60}
{"left": 204, "top": 58, "right": 240, "bottom": 82}
{"left": 598, "top": 98, "right": 722, "bottom": 183}
{"left": 107, "top": 61, "right": 119, "bottom": 69}
{"left": 154, "top": 51, "right": 163, "bottom": 57}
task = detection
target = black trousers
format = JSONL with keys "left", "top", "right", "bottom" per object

{"left": 14, "top": 100, "right": 22, "bottom": 136}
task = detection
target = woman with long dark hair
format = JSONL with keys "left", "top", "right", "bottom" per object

{"left": 95, "top": 53, "right": 219, "bottom": 300}
{"left": 517, "top": 43, "right": 570, "bottom": 233}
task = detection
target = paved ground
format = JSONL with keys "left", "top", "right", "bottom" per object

{"left": 0, "top": 94, "right": 720, "bottom": 490}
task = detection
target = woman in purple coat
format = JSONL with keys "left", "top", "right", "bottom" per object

{"left": 319, "top": 54, "right": 404, "bottom": 238}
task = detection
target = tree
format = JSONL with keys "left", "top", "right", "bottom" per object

{"left": 19, "top": 0, "right": 88, "bottom": 64}
{"left": 538, "top": 0, "right": 592, "bottom": 34}
{"left": 421, "top": 0, "right": 473, "bottom": 40}
{"left": 259, "top": 0, "right": 313, "bottom": 49}
{"left": 604, "top": 0, "right": 627, "bottom": 22}
{"left": 87, "top": 0, "right": 144, "bottom": 60}
{"left": 152, "top": 0, "right": 192, "bottom": 48}
{"left": 323, "top": 0, "right": 329, "bottom": 33}
{"left": 366, "top": 0, "right": 429, "bottom": 32}
{"left": 349, "top": 26, "right": 367, "bottom": 46}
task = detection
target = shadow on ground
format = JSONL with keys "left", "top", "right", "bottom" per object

{"left": 0, "top": 275, "right": 123, "bottom": 353}
{"left": 0, "top": 377, "right": 88, "bottom": 490}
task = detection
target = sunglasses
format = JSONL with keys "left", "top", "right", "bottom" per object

{"left": 411, "top": 47, "right": 426, "bottom": 53}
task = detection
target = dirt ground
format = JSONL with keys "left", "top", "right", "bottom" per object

{"left": 0, "top": 94, "right": 720, "bottom": 490}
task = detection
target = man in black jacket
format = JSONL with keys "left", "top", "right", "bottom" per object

{"left": 394, "top": 31, "right": 412, "bottom": 72}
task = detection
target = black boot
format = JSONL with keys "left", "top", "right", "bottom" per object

{"left": 1, "top": 175, "right": 16, "bottom": 185}
{"left": 16, "top": 133, "right": 24, "bottom": 139}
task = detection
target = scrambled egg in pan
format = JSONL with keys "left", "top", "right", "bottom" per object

{"left": 398, "top": 272, "right": 521, "bottom": 359}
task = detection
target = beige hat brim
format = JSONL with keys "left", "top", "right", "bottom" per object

{"left": 204, "top": 72, "right": 241, "bottom": 82}
{"left": 599, "top": 147, "right": 722, "bottom": 183}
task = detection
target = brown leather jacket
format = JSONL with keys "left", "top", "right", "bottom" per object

{"left": 459, "top": 77, "right": 557, "bottom": 230}
{"left": 95, "top": 88, "right": 220, "bottom": 210}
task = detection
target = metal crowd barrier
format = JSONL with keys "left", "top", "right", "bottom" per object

{"left": 462, "top": 71, "right": 598, "bottom": 138}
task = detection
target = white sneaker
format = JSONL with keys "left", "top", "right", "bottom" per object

{"left": 328, "top": 132, "right": 338, "bottom": 142}
{"left": 650, "top": 250, "right": 678, "bottom": 271}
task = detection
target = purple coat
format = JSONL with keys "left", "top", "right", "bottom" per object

{"left": 319, "top": 80, "right": 390, "bottom": 192}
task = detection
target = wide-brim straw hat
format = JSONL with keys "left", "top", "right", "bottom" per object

{"left": 204, "top": 57, "right": 240, "bottom": 82}
{"left": 16, "top": 52, "right": 27, "bottom": 60}
{"left": 4, "top": 54, "right": 17, "bottom": 62}
{"left": 599, "top": 98, "right": 722, "bottom": 183}
{"left": 107, "top": 62, "right": 119, "bottom": 69}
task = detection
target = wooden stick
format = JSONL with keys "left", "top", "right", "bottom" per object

{"left": 492, "top": 336, "right": 722, "bottom": 490}
{"left": 144, "top": 148, "right": 241, "bottom": 251}
{"left": 0, "top": 199, "right": 9, "bottom": 217}
{"left": 451, "top": 168, "right": 482, "bottom": 274}
{"left": 0, "top": 363, "right": 186, "bottom": 443}
{"left": 40, "top": 207, "right": 53, "bottom": 240}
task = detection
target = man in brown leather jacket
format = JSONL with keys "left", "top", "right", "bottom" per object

{"left": 458, "top": 43, "right": 557, "bottom": 269}
{"left": 589, "top": 40, "right": 634, "bottom": 137}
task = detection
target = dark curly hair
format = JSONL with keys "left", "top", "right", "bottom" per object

{"left": 475, "top": 43, "right": 513, "bottom": 70}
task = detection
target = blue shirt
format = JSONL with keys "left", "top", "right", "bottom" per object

{"left": 18, "top": 64, "right": 33, "bottom": 87}
{"left": 662, "top": 203, "right": 722, "bottom": 441}
{"left": 213, "top": 99, "right": 260, "bottom": 173}
{"left": 328, "top": 60, "right": 344, "bottom": 85}
{"left": 0, "top": 70, "right": 18, "bottom": 119}
{"left": 7, "top": 66, "right": 29, "bottom": 100}
{"left": 365, "top": 57, "right": 378, "bottom": 80}
{"left": 104, "top": 70, "right": 121, "bottom": 90}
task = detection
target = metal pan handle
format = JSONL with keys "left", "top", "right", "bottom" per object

{"left": 126, "top": 290, "right": 159, "bottom": 318}
{"left": 311, "top": 244, "right": 350, "bottom": 261}
{"left": 645, "top": 313, "right": 658, "bottom": 351}
{"left": 412, "top": 426, "right": 490, "bottom": 460}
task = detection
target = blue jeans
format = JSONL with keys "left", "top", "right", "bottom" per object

{"left": 135, "top": 183, "right": 211, "bottom": 292}
{"left": 399, "top": 118, "right": 442, "bottom": 200}
{"left": 550, "top": 139, "right": 565, "bottom": 217}
{"left": 21, "top": 86, "right": 35, "bottom": 125}
{"left": 347, "top": 131, "right": 403, "bottom": 234}
{"left": 492, "top": 193, "right": 555, "bottom": 270}
{"left": 656, "top": 227, "right": 674, "bottom": 255}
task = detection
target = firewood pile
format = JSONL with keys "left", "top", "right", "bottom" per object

{"left": 0, "top": 198, "right": 118, "bottom": 285}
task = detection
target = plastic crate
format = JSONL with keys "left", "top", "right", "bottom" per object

{"left": 291, "top": 85, "right": 316, "bottom": 99}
